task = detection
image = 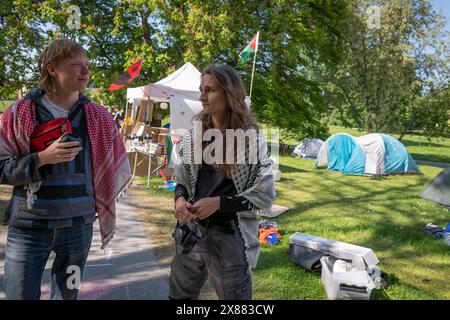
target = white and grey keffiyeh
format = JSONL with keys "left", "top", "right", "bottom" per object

{"left": 173, "top": 126, "right": 276, "bottom": 269}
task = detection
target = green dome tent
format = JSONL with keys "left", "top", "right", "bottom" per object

{"left": 421, "top": 167, "right": 450, "bottom": 208}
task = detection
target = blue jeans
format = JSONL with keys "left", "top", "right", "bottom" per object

{"left": 4, "top": 223, "right": 93, "bottom": 300}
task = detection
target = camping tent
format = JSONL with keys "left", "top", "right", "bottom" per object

{"left": 421, "top": 167, "right": 450, "bottom": 208}
{"left": 126, "top": 62, "right": 203, "bottom": 134}
{"left": 292, "top": 138, "right": 324, "bottom": 158}
{"left": 315, "top": 133, "right": 419, "bottom": 175}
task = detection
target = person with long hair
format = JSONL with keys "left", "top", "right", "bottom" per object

{"left": 169, "top": 65, "right": 275, "bottom": 300}
{"left": 0, "top": 38, "right": 131, "bottom": 299}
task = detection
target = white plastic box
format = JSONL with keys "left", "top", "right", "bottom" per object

{"left": 320, "top": 256, "right": 376, "bottom": 300}
{"left": 289, "top": 232, "right": 380, "bottom": 300}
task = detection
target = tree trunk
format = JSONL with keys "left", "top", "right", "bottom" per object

{"left": 140, "top": 11, "right": 151, "bottom": 45}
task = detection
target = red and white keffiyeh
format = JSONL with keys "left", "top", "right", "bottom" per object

{"left": 0, "top": 98, "right": 131, "bottom": 248}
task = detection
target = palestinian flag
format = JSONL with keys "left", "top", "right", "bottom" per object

{"left": 239, "top": 31, "right": 259, "bottom": 63}
{"left": 108, "top": 58, "right": 143, "bottom": 91}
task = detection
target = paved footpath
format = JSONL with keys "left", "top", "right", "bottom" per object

{"left": 0, "top": 194, "right": 170, "bottom": 300}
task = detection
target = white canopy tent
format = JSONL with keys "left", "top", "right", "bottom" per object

{"left": 126, "top": 62, "right": 252, "bottom": 135}
{"left": 126, "top": 62, "right": 203, "bottom": 134}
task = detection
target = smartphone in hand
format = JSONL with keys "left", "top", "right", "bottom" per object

{"left": 60, "top": 133, "right": 82, "bottom": 148}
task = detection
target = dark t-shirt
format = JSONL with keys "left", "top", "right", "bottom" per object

{"left": 192, "top": 164, "right": 238, "bottom": 223}
{"left": 174, "top": 164, "right": 256, "bottom": 225}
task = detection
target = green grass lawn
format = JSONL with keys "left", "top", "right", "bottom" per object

{"left": 134, "top": 153, "right": 449, "bottom": 300}
{"left": 254, "top": 156, "right": 449, "bottom": 300}
{"left": 0, "top": 100, "right": 15, "bottom": 113}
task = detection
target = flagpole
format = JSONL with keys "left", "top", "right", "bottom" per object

{"left": 249, "top": 31, "right": 259, "bottom": 101}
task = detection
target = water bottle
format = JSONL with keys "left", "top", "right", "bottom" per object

{"left": 144, "top": 133, "right": 151, "bottom": 150}
{"left": 133, "top": 136, "right": 139, "bottom": 148}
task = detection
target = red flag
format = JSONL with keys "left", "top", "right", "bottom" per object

{"left": 108, "top": 59, "right": 143, "bottom": 92}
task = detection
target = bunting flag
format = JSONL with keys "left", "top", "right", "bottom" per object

{"left": 239, "top": 32, "right": 259, "bottom": 63}
{"left": 108, "top": 58, "right": 143, "bottom": 91}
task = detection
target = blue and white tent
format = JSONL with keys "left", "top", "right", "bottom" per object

{"left": 315, "top": 133, "right": 419, "bottom": 175}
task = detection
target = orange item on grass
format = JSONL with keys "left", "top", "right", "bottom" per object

{"left": 258, "top": 227, "right": 281, "bottom": 244}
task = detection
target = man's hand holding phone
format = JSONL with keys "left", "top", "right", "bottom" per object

{"left": 37, "top": 134, "right": 82, "bottom": 167}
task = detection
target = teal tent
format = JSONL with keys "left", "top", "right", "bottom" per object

{"left": 315, "top": 133, "right": 419, "bottom": 175}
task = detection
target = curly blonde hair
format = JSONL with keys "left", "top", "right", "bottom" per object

{"left": 38, "top": 38, "right": 87, "bottom": 95}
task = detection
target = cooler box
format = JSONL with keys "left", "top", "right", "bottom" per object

{"left": 288, "top": 232, "right": 380, "bottom": 299}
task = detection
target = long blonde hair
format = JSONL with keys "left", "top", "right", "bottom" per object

{"left": 38, "top": 38, "right": 87, "bottom": 95}
{"left": 194, "top": 65, "right": 258, "bottom": 177}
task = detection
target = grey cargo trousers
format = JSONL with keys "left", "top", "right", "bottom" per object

{"left": 169, "top": 223, "right": 252, "bottom": 300}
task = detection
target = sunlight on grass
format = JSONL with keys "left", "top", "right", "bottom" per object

{"left": 131, "top": 152, "right": 449, "bottom": 300}
{"left": 252, "top": 155, "right": 450, "bottom": 299}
